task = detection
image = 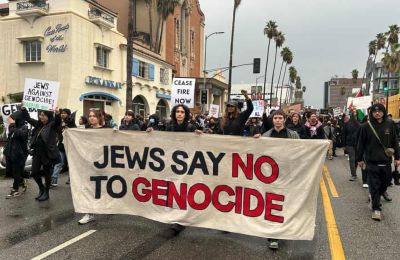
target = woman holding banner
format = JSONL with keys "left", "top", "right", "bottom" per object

{"left": 220, "top": 90, "right": 253, "bottom": 136}
{"left": 78, "top": 109, "right": 107, "bottom": 224}
{"left": 22, "top": 107, "right": 61, "bottom": 202}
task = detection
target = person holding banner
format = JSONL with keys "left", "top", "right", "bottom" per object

{"left": 255, "top": 110, "right": 299, "bottom": 249}
{"left": 119, "top": 110, "right": 140, "bottom": 131}
{"left": 286, "top": 112, "right": 306, "bottom": 139}
{"left": 4, "top": 111, "right": 29, "bottom": 198}
{"left": 221, "top": 90, "right": 253, "bottom": 136}
{"left": 22, "top": 107, "right": 61, "bottom": 202}
{"left": 78, "top": 109, "right": 107, "bottom": 225}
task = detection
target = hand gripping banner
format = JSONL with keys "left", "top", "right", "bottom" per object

{"left": 64, "top": 129, "right": 329, "bottom": 240}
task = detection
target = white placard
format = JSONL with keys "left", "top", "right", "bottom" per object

{"left": 209, "top": 104, "right": 220, "bottom": 118}
{"left": 333, "top": 107, "right": 341, "bottom": 117}
{"left": 250, "top": 100, "right": 264, "bottom": 118}
{"left": 171, "top": 78, "right": 196, "bottom": 108}
{"left": 352, "top": 96, "right": 372, "bottom": 110}
{"left": 23, "top": 78, "right": 60, "bottom": 111}
{"left": 1, "top": 103, "right": 38, "bottom": 135}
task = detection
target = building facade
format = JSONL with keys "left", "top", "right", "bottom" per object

{"left": 327, "top": 78, "right": 363, "bottom": 108}
{"left": 0, "top": 0, "right": 127, "bottom": 121}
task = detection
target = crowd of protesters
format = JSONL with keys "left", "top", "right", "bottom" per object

{"left": 2, "top": 90, "right": 400, "bottom": 250}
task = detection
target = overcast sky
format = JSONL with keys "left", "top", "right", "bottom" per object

{"left": 200, "top": 0, "right": 400, "bottom": 107}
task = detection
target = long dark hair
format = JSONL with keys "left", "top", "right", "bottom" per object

{"left": 170, "top": 104, "right": 190, "bottom": 124}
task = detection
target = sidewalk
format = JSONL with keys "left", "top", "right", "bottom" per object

{"left": 0, "top": 173, "right": 76, "bottom": 250}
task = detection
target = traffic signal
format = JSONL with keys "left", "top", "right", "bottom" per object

{"left": 201, "top": 90, "right": 207, "bottom": 104}
{"left": 383, "top": 82, "right": 388, "bottom": 91}
{"left": 253, "top": 58, "right": 260, "bottom": 74}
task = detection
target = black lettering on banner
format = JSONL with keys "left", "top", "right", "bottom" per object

{"left": 149, "top": 148, "right": 165, "bottom": 172}
{"left": 188, "top": 151, "right": 209, "bottom": 175}
{"left": 207, "top": 152, "right": 225, "bottom": 176}
{"left": 171, "top": 150, "right": 188, "bottom": 175}
{"left": 94, "top": 146, "right": 109, "bottom": 169}
{"left": 125, "top": 146, "right": 149, "bottom": 169}
{"left": 106, "top": 175, "right": 127, "bottom": 198}
{"left": 111, "top": 145, "right": 125, "bottom": 168}
{"left": 90, "top": 176, "right": 108, "bottom": 199}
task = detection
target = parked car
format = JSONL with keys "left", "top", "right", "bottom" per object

{"left": 0, "top": 146, "right": 32, "bottom": 174}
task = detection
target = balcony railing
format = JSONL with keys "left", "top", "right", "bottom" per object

{"left": 88, "top": 8, "right": 115, "bottom": 25}
{"left": 17, "top": 1, "right": 49, "bottom": 12}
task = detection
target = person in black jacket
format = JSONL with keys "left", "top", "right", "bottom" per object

{"left": 22, "top": 107, "right": 61, "bottom": 202}
{"left": 286, "top": 112, "right": 306, "bottom": 139}
{"left": 119, "top": 110, "right": 140, "bottom": 131}
{"left": 165, "top": 104, "right": 200, "bottom": 133}
{"left": 221, "top": 90, "right": 253, "bottom": 135}
{"left": 5, "top": 111, "right": 29, "bottom": 198}
{"left": 304, "top": 112, "right": 326, "bottom": 139}
{"left": 356, "top": 104, "right": 400, "bottom": 221}
{"left": 343, "top": 110, "right": 361, "bottom": 182}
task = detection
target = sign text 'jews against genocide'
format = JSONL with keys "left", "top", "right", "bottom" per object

{"left": 171, "top": 78, "right": 196, "bottom": 108}
{"left": 23, "top": 78, "right": 60, "bottom": 111}
{"left": 64, "top": 130, "right": 329, "bottom": 240}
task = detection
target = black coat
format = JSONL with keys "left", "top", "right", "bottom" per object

{"left": 342, "top": 120, "right": 360, "bottom": 147}
{"left": 286, "top": 122, "right": 307, "bottom": 139}
{"left": 166, "top": 122, "right": 196, "bottom": 132}
{"left": 119, "top": 121, "right": 140, "bottom": 131}
{"left": 23, "top": 109, "right": 61, "bottom": 164}
{"left": 222, "top": 99, "right": 254, "bottom": 136}
{"left": 4, "top": 114, "right": 29, "bottom": 160}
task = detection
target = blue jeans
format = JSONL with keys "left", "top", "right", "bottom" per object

{"left": 52, "top": 151, "right": 65, "bottom": 179}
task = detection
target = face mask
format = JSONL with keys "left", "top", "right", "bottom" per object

{"left": 149, "top": 118, "right": 155, "bottom": 124}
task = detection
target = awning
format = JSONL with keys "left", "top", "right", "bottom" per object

{"left": 79, "top": 92, "right": 122, "bottom": 105}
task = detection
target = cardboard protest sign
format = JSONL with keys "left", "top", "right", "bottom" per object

{"left": 250, "top": 100, "right": 264, "bottom": 118}
{"left": 209, "top": 104, "right": 220, "bottom": 118}
{"left": 64, "top": 129, "right": 329, "bottom": 240}
{"left": 352, "top": 95, "right": 372, "bottom": 110}
{"left": 171, "top": 78, "right": 196, "bottom": 108}
{"left": 23, "top": 78, "right": 60, "bottom": 111}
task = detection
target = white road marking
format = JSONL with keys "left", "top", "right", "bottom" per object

{"left": 31, "top": 230, "right": 97, "bottom": 260}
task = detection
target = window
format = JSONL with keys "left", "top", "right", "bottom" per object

{"left": 139, "top": 60, "right": 147, "bottom": 78}
{"left": 96, "top": 46, "right": 110, "bottom": 68}
{"left": 24, "top": 40, "right": 41, "bottom": 62}
{"left": 190, "top": 30, "right": 195, "bottom": 58}
{"left": 160, "top": 68, "right": 169, "bottom": 84}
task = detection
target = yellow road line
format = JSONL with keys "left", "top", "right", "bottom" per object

{"left": 320, "top": 177, "right": 346, "bottom": 260}
{"left": 323, "top": 165, "right": 339, "bottom": 198}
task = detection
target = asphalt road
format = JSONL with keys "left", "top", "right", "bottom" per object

{"left": 1, "top": 150, "right": 400, "bottom": 260}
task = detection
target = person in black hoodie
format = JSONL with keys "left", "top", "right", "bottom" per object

{"left": 22, "top": 107, "right": 61, "bottom": 202}
{"left": 119, "top": 110, "right": 140, "bottom": 131}
{"left": 356, "top": 104, "right": 400, "bottom": 221}
{"left": 286, "top": 112, "right": 306, "bottom": 139}
{"left": 4, "top": 111, "right": 29, "bottom": 198}
{"left": 221, "top": 90, "right": 253, "bottom": 135}
{"left": 343, "top": 110, "right": 361, "bottom": 182}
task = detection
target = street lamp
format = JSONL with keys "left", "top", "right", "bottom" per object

{"left": 203, "top": 31, "right": 224, "bottom": 111}
{"left": 255, "top": 75, "right": 264, "bottom": 87}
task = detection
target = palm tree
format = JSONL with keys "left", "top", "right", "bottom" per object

{"left": 382, "top": 43, "right": 400, "bottom": 74}
{"left": 286, "top": 66, "right": 297, "bottom": 103}
{"left": 279, "top": 48, "right": 293, "bottom": 107}
{"left": 126, "top": 0, "right": 136, "bottom": 110}
{"left": 376, "top": 31, "right": 390, "bottom": 92}
{"left": 274, "top": 46, "right": 290, "bottom": 100}
{"left": 262, "top": 20, "right": 278, "bottom": 100}
{"left": 227, "top": 0, "right": 242, "bottom": 101}
{"left": 351, "top": 69, "right": 359, "bottom": 82}
{"left": 144, "top": 0, "right": 154, "bottom": 49}
{"left": 383, "top": 25, "right": 400, "bottom": 94}
{"left": 155, "top": 0, "right": 179, "bottom": 54}
{"left": 269, "top": 31, "right": 285, "bottom": 107}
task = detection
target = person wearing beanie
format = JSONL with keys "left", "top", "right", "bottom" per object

{"left": 357, "top": 103, "right": 400, "bottom": 221}
{"left": 22, "top": 107, "right": 62, "bottom": 202}
{"left": 4, "top": 111, "right": 29, "bottom": 198}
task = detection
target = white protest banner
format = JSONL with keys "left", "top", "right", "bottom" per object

{"left": 1, "top": 103, "right": 38, "bottom": 133}
{"left": 333, "top": 107, "right": 341, "bottom": 117}
{"left": 250, "top": 100, "right": 264, "bottom": 118}
{"left": 171, "top": 78, "right": 196, "bottom": 108}
{"left": 23, "top": 78, "right": 60, "bottom": 111}
{"left": 209, "top": 104, "right": 219, "bottom": 118}
{"left": 352, "top": 95, "right": 372, "bottom": 110}
{"left": 64, "top": 129, "right": 329, "bottom": 240}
